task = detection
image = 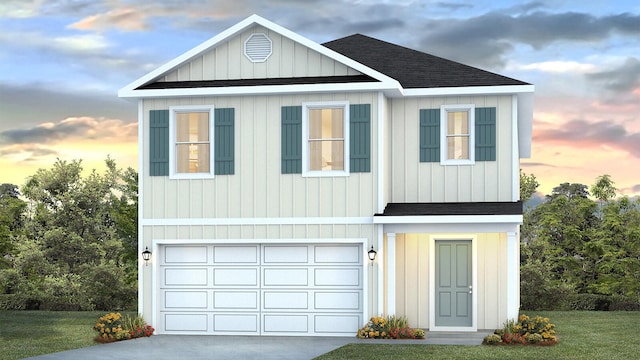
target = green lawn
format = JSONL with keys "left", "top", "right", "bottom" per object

{"left": 316, "top": 311, "right": 640, "bottom": 360}
{"left": 0, "top": 311, "right": 133, "bottom": 360}
{"left": 1, "top": 311, "right": 638, "bottom": 360}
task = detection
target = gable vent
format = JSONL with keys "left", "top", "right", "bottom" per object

{"left": 244, "top": 33, "right": 272, "bottom": 63}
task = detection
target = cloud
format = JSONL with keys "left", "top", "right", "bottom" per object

{"left": 0, "top": 144, "right": 59, "bottom": 162}
{"left": 587, "top": 57, "right": 640, "bottom": 92}
{"left": 417, "top": 11, "right": 640, "bottom": 68}
{"left": 68, "top": 7, "right": 151, "bottom": 32}
{"left": 436, "top": 2, "right": 473, "bottom": 11}
{"left": 533, "top": 119, "right": 640, "bottom": 158}
{"left": 0, "top": 116, "right": 138, "bottom": 146}
{"left": 519, "top": 61, "right": 596, "bottom": 74}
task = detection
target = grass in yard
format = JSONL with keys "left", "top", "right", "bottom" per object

{"left": 315, "top": 311, "right": 640, "bottom": 360}
{"left": 0, "top": 311, "right": 132, "bottom": 360}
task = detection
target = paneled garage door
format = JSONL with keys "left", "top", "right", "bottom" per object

{"left": 157, "top": 244, "right": 363, "bottom": 336}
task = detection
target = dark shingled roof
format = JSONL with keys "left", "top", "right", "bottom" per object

{"left": 323, "top": 34, "right": 529, "bottom": 89}
{"left": 376, "top": 202, "right": 523, "bottom": 216}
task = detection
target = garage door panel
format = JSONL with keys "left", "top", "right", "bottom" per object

{"left": 213, "top": 246, "right": 258, "bottom": 264}
{"left": 315, "top": 315, "right": 360, "bottom": 333}
{"left": 213, "top": 291, "right": 258, "bottom": 310}
{"left": 263, "top": 314, "right": 308, "bottom": 333}
{"left": 213, "top": 268, "right": 258, "bottom": 286}
{"left": 263, "top": 245, "right": 308, "bottom": 263}
{"left": 164, "top": 290, "right": 208, "bottom": 309}
{"left": 314, "top": 268, "right": 360, "bottom": 286}
{"left": 214, "top": 314, "right": 259, "bottom": 332}
{"left": 164, "top": 268, "right": 208, "bottom": 286}
{"left": 164, "top": 246, "right": 208, "bottom": 264}
{"left": 314, "top": 291, "right": 360, "bottom": 310}
{"left": 314, "top": 245, "right": 360, "bottom": 264}
{"left": 263, "top": 268, "right": 308, "bottom": 286}
{"left": 164, "top": 313, "right": 208, "bottom": 332}
{"left": 263, "top": 291, "right": 308, "bottom": 310}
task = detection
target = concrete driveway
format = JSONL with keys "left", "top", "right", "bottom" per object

{"left": 26, "top": 332, "right": 489, "bottom": 360}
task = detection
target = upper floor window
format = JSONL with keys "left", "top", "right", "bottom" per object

{"left": 302, "top": 101, "right": 349, "bottom": 177}
{"left": 441, "top": 104, "right": 475, "bottom": 165}
{"left": 169, "top": 105, "right": 215, "bottom": 179}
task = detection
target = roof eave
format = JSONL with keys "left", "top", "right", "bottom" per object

{"left": 118, "top": 81, "right": 401, "bottom": 98}
{"left": 401, "top": 84, "right": 534, "bottom": 97}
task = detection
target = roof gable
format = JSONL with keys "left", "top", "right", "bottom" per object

{"left": 118, "top": 15, "right": 400, "bottom": 98}
{"left": 323, "top": 34, "right": 529, "bottom": 89}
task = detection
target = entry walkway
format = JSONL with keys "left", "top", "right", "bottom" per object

{"left": 27, "top": 331, "right": 491, "bottom": 360}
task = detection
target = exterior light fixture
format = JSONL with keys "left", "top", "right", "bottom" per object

{"left": 368, "top": 246, "right": 377, "bottom": 261}
{"left": 142, "top": 247, "right": 152, "bottom": 265}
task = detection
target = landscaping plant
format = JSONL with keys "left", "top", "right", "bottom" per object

{"left": 357, "top": 315, "right": 425, "bottom": 339}
{"left": 483, "top": 314, "right": 557, "bottom": 345}
{"left": 93, "top": 312, "right": 154, "bottom": 343}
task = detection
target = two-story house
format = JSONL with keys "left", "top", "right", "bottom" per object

{"left": 119, "top": 15, "right": 533, "bottom": 336}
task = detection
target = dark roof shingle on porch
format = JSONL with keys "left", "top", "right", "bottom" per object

{"left": 376, "top": 202, "right": 523, "bottom": 217}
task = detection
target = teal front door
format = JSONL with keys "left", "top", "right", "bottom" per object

{"left": 435, "top": 240, "right": 472, "bottom": 327}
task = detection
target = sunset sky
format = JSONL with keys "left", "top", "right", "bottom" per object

{"left": 1, "top": 0, "right": 639, "bottom": 199}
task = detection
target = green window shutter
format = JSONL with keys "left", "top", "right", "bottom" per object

{"left": 281, "top": 106, "right": 302, "bottom": 174}
{"left": 214, "top": 108, "right": 235, "bottom": 175}
{"left": 149, "top": 110, "right": 169, "bottom": 176}
{"left": 419, "top": 109, "right": 440, "bottom": 162}
{"left": 350, "top": 104, "right": 371, "bottom": 173}
{"left": 475, "top": 107, "right": 496, "bottom": 161}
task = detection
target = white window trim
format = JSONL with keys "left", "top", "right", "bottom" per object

{"left": 440, "top": 104, "right": 475, "bottom": 165}
{"left": 169, "top": 105, "right": 215, "bottom": 179}
{"left": 301, "top": 101, "right": 350, "bottom": 177}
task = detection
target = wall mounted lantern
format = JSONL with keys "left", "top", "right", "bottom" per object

{"left": 142, "top": 247, "right": 152, "bottom": 265}
{"left": 368, "top": 246, "right": 377, "bottom": 262}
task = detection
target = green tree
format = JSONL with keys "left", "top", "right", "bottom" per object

{"left": 0, "top": 184, "right": 26, "bottom": 268}
{"left": 591, "top": 174, "right": 617, "bottom": 205}
{"left": 1, "top": 158, "right": 138, "bottom": 310}
{"left": 520, "top": 170, "right": 539, "bottom": 203}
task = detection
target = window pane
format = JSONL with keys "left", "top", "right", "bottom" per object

{"left": 176, "top": 112, "right": 209, "bottom": 142}
{"left": 309, "top": 140, "right": 344, "bottom": 171}
{"left": 176, "top": 144, "right": 210, "bottom": 173}
{"left": 447, "top": 111, "right": 469, "bottom": 135}
{"left": 447, "top": 136, "right": 469, "bottom": 160}
{"left": 309, "top": 108, "right": 343, "bottom": 139}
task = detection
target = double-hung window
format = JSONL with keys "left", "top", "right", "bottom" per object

{"left": 302, "top": 101, "right": 349, "bottom": 176}
{"left": 169, "top": 105, "right": 215, "bottom": 179}
{"left": 441, "top": 104, "right": 475, "bottom": 165}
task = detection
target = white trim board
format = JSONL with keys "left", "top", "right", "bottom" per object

{"left": 141, "top": 216, "right": 374, "bottom": 226}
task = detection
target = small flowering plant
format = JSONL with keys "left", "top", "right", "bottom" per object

{"left": 483, "top": 314, "right": 557, "bottom": 346}
{"left": 94, "top": 313, "right": 154, "bottom": 343}
{"left": 356, "top": 315, "right": 425, "bottom": 340}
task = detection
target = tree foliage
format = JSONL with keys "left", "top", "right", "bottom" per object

{"left": 521, "top": 174, "right": 640, "bottom": 310}
{"left": 520, "top": 170, "right": 539, "bottom": 203}
{"left": 0, "top": 158, "right": 137, "bottom": 310}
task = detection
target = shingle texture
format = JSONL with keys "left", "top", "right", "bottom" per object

{"left": 137, "top": 75, "right": 376, "bottom": 90}
{"left": 323, "top": 34, "right": 529, "bottom": 88}
{"left": 377, "top": 202, "right": 523, "bottom": 216}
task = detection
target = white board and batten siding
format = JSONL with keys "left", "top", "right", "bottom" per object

{"left": 141, "top": 92, "right": 378, "bottom": 220}
{"left": 159, "top": 24, "right": 361, "bottom": 82}
{"left": 158, "top": 243, "right": 363, "bottom": 336}
{"left": 388, "top": 95, "right": 515, "bottom": 203}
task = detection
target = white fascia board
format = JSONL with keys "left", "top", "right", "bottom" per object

{"left": 119, "top": 81, "right": 398, "bottom": 99}
{"left": 517, "top": 92, "right": 534, "bottom": 158}
{"left": 118, "top": 14, "right": 402, "bottom": 98}
{"left": 141, "top": 216, "right": 374, "bottom": 226}
{"left": 402, "top": 84, "right": 534, "bottom": 97}
{"left": 373, "top": 214, "right": 523, "bottom": 225}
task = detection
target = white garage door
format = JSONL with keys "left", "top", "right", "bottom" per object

{"left": 157, "top": 243, "right": 363, "bottom": 336}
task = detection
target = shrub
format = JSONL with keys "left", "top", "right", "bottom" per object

{"left": 482, "top": 334, "right": 502, "bottom": 345}
{"left": 608, "top": 295, "right": 640, "bottom": 311}
{"left": 485, "top": 314, "right": 557, "bottom": 346}
{"left": 94, "top": 313, "right": 154, "bottom": 343}
{"left": 565, "top": 293, "right": 611, "bottom": 311}
{"left": 356, "top": 315, "right": 425, "bottom": 339}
